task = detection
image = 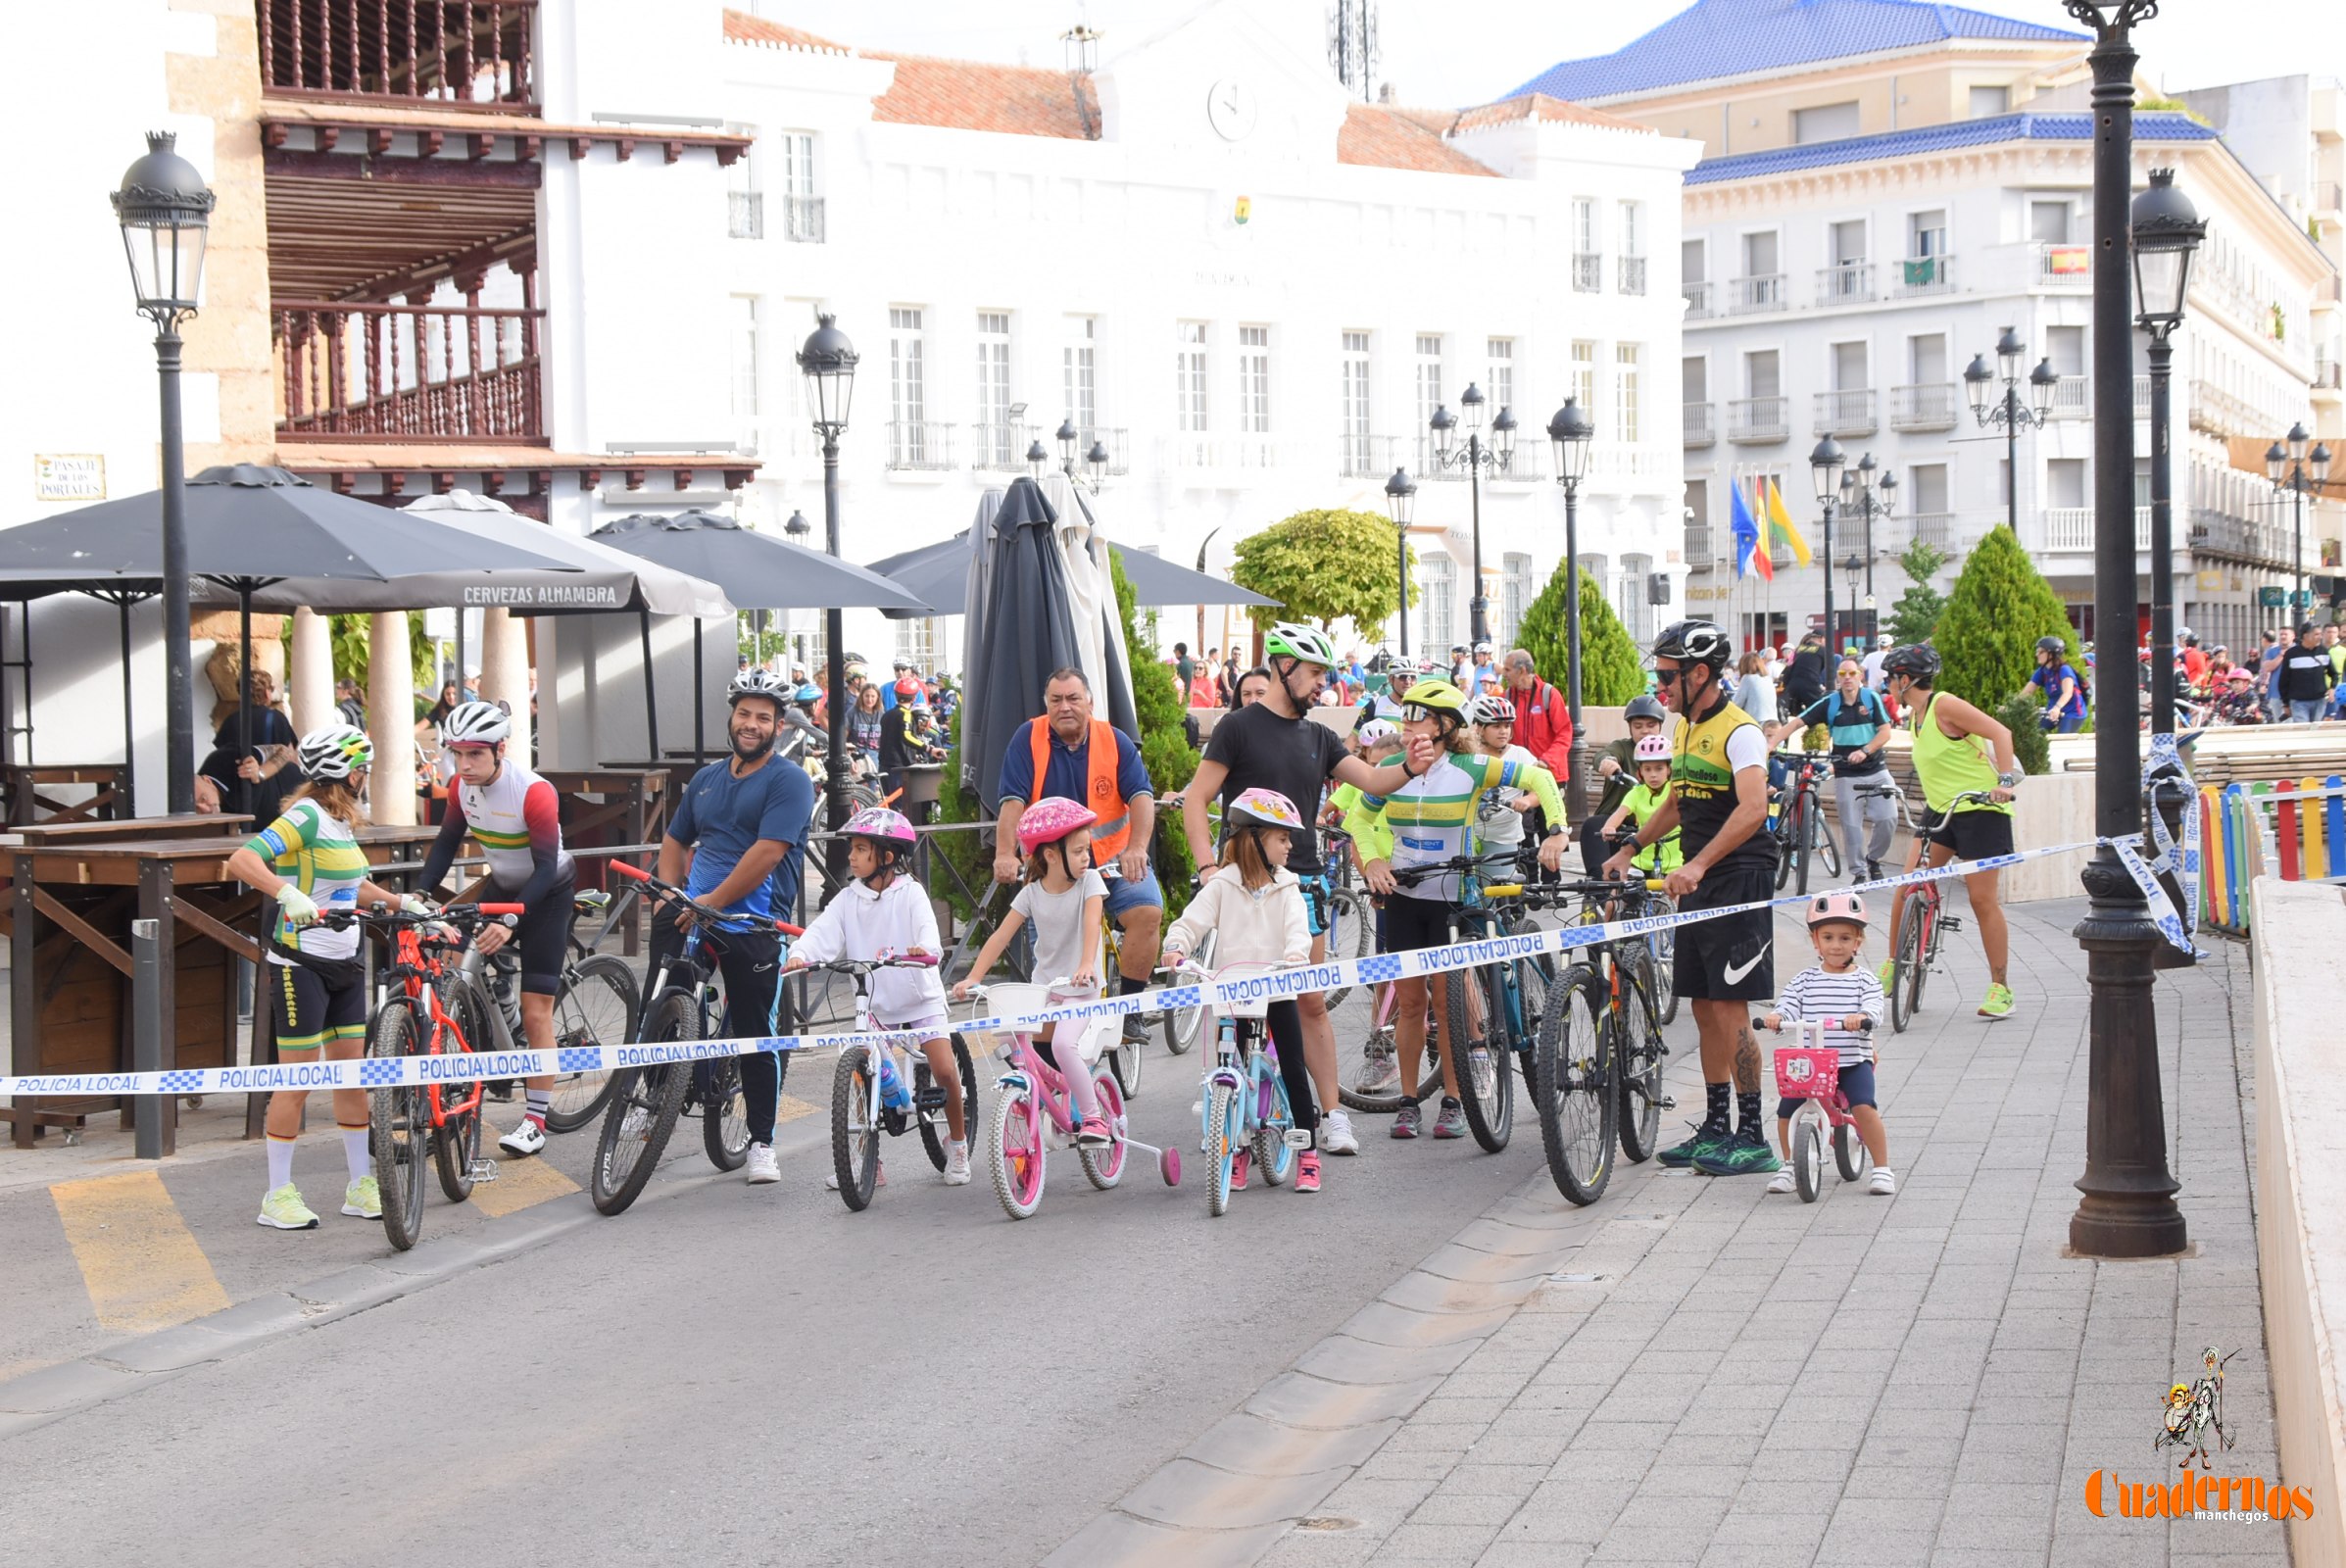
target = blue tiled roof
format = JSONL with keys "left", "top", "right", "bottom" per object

{"left": 1686, "top": 110, "right": 2219, "bottom": 183}
{"left": 1509, "top": 0, "right": 2086, "bottom": 103}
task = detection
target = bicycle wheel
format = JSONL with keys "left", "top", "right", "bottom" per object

{"left": 1833, "top": 1119, "right": 1870, "bottom": 1183}
{"left": 1162, "top": 929, "right": 1215, "bottom": 1054}
{"left": 1889, "top": 903, "right": 1925, "bottom": 1033}
{"left": 1503, "top": 912, "right": 1555, "bottom": 1052}
{"left": 1253, "top": 1063, "right": 1295, "bottom": 1187}
{"left": 1814, "top": 800, "right": 1843, "bottom": 879}
{"left": 1206, "top": 1080, "right": 1239, "bottom": 1217}
{"left": 545, "top": 953, "right": 637, "bottom": 1133}
{"left": 1615, "top": 946, "right": 1668, "bottom": 1164}
{"left": 367, "top": 1001, "right": 431, "bottom": 1251}
{"left": 1646, "top": 905, "right": 1681, "bottom": 1027}
{"left": 1534, "top": 965, "right": 1613, "bottom": 1205}
{"left": 1794, "top": 1110, "right": 1824, "bottom": 1202}
{"left": 1773, "top": 805, "right": 1796, "bottom": 891}
{"left": 589, "top": 991, "right": 693, "bottom": 1215}
{"left": 990, "top": 1084, "right": 1047, "bottom": 1219}
{"left": 700, "top": 1054, "right": 751, "bottom": 1172}
{"left": 1320, "top": 886, "right": 1370, "bottom": 1010}
{"left": 433, "top": 981, "right": 492, "bottom": 1203}
{"left": 1109, "top": 1019, "right": 1143, "bottom": 1102}
{"left": 1907, "top": 905, "right": 1933, "bottom": 1017}
{"left": 915, "top": 1037, "right": 978, "bottom": 1172}
{"left": 829, "top": 1046, "right": 880, "bottom": 1210}
{"left": 1082, "top": 1069, "right": 1128, "bottom": 1190}
{"left": 1791, "top": 797, "right": 1815, "bottom": 897}
{"left": 1448, "top": 966, "right": 1513, "bottom": 1152}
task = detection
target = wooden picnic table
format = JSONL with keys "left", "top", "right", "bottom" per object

{"left": 0, "top": 762, "right": 132, "bottom": 826}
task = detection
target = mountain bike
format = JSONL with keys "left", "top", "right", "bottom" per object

{"left": 1381, "top": 855, "right": 1535, "bottom": 1153}
{"left": 1315, "top": 828, "right": 1372, "bottom": 1011}
{"left": 811, "top": 954, "right": 977, "bottom": 1211}
{"left": 1532, "top": 877, "right": 1676, "bottom": 1206}
{"left": 540, "top": 886, "right": 643, "bottom": 1133}
{"left": 1882, "top": 788, "right": 2000, "bottom": 1032}
{"left": 1771, "top": 749, "right": 1840, "bottom": 895}
{"left": 1181, "top": 958, "right": 1299, "bottom": 1217}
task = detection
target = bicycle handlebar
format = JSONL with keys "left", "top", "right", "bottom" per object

{"left": 1752, "top": 1015, "right": 1875, "bottom": 1033}
{"left": 794, "top": 953, "right": 937, "bottom": 975}
{"left": 608, "top": 858, "right": 795, "bottom": 934}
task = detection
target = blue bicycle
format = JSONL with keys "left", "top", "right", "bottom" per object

{"left": 1179, "top": 959, "right": 1298, "bottom": 1217}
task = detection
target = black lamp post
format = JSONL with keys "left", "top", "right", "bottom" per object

{"left": 1429, "top": 383, "right": 1516, "bottom": 646}
{"left": 1809, "top": 437, "right": 1846, "bottom": 654}
{"left": 1053, "top": 418, "right": 1109, "bottom": 493}
{"left": 1546, "top": 397, "right": 1594, "bottom": 817}
{"left": 1385, "top": 467, "right": 1418, "bottom": 658}
{"left": 2130, "top": 167, "right": 2205, "bottom": 739}
{"left": 797, "top": 313, "right": 858, "bottom": 885}
{"left": 2267, "top": 423, "right": 2332, "bottom": 615}
{"left": 112, "top": 131, "right": 215, "bottom": 816}
{"left": 1837, "top": 453, "right": 1896, "bottom": 633}
{"left": 1965, "top": 328, "right": 2059, "bottom": 538}
{"left": 2063, "top": 0, "right": 2186, "bottom": 1261}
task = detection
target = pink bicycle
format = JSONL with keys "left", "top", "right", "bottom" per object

{"left": 1758, "top": 1015, "right": 1874, "bottom": 1202}
{"left": 967, "top": 981, "right": 1180, "bottom": 1220}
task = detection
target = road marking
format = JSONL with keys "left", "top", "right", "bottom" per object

{"left": 777, "top": 1093, "right": 817, "bottom": 1124}
{"left": 468, "top": 1152, "right": 580, "bottom": 1218}
{"left": 50, "top": 1170, "right": 231, "bottom": 1336}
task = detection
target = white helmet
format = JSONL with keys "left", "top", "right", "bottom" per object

{"left": 296, "top": 724, "right": 373, "bottom": 781}
{"left": 440, "top": 699, "right": 512, "bottom": 747}
{"left": 727, "top": 666, "right": 790, "bottom": 708}
{"left": 1468, "top": 693, "right": 1517, "bottom": 726}
{"left": 1356, "top": 717, "right": 1400, "bottom": 747}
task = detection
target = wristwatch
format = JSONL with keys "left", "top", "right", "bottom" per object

{"left": 1997, "top": 767, "right": 2024, "bottom": 790}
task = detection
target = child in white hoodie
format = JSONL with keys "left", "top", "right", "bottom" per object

{"left": 784, "top": 807, "right": 970, "bottom": 1187}
{"left": 1160, "top": 788, "right": 1319, "bottom": 1192}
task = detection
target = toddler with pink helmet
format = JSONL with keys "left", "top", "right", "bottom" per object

{"left": 1757, "top": 891, "right": 1894, "bottom": 1197}
{"left": 1595, "top": 732, "right": 1684, "bottom": 877}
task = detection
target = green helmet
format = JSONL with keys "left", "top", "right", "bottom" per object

{"left": 1262, "top": 620, "right": 1337, "bottom": 668}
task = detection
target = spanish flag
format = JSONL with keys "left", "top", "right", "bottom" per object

{"left": 1764, "top": 476, "right": 1813, "bottom": 566}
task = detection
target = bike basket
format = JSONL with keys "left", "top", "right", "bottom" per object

{"left": 1207, "top": 961, "right": 1284, "bottom": 1021}
{"left": 1772, "top": 1045, "right": 1841, "bottom": 1102}
{"left": 967, "top": 983, "right": 1108, "bottom": 1062}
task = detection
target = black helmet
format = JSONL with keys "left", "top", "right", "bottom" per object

{"left": 2035, "top": 636, "right": 2067, "bottom": 659}
{"left": 1882, "top": 643, "right": 1942, "bottom": 681}
{"left": 1623, "top": 694, "right": 1668, "bottom": 725}
{"left": 1651, "top": 619, "right": 1734, "bottom": 671}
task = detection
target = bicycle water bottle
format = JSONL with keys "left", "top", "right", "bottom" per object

{"left": 877, "top": 1049, "right": 912, "bottom": 1111}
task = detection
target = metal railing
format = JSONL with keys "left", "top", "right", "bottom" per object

{"left": 2047, "top": 375, "right": 2090, "bottom": 419}
{"left": 1573, "top": 253, "right": 1602, "bottom": 292}
{"left": 2315, "top": 357, "right": 2343, "bottom": 391}
{"left": 256, "top": 0, "right": 538, "bottom": 109}
{"left": 1812, "top": 387, "right": 1878, "bottom": 438}
{"left": 1729, "top": 275, "right": 1787, "bottom": 315}
{"left": 2187, "top": 378, "right": 2262, "bottom": 436}
{"left": 727, "top": 190, "right": 761, "bottom": 239}
{"left": 883, "top": 420, "right": 956, "bottom": 470}
{"left": 1684, "top": 281, "right": 1712, "bottom": 319}
{"left": 1890, "top": 382, "right": 1957, "bottom": 431}
{"left": 1892, "top": 254, "right": 1955, "bottom": 297}
{"left": 969, "top": 420, "right": 1036, "bottom": 471}
{"left": 1618, "top": 256, "right": 1647, "bottom": 296}
{"left": 781, "top": 194, "right": 825, "bottom": 243}
{"left": 1338, "top": 434, "right": 1401, "bottom": 477}
{"left": 2041, "top": 506, "right": 2151, "bottom": 552}
{"left": 2314, "top": 180, "right": 2344, "bottom": 215}
{"left": 2189, "top": 508, "right": 2293, "bottom": 567}
{"left": 1905, "top": 512, "right": 1955, "bottom": 549}
{"left": 275, "top": 301, "right": 544, "bottom": 443}
{"left": 1727, "top": 395, "right": 1789, "bottom": 442}
{"left": 1817, "top": 262, "right": 1875, "bottom": 306}
{"left": 1683, "top": 402, "right": 1715, "bottom": 447}
{"left": 1684, "top": 524, "right": 1718, "bottom": 563}
{"left": 2036, "top": 243, "right": 2092, "bottom": 288}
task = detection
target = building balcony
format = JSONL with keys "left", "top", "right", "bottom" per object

{"left": 1728, "top": 275, "right": 1787, "bottom": 316}
{"left": 1164, "top": 432, "right": 1294, "bottom": 471}
{"left": 2034, "top": 243, "right": 2092, "bottom": 289}
{"left": 275, "top": 301, "right": 544, "bottom": 443}
{"left": 1893, "top": 254, "right": 1955, "bottom": 298}
{"left": 2314, "top": 356, "right": 2343, "bottom": 394}
{"left": 2189, "top": 508, "right": 2296, "bottom": 568}
{"left": 1684, "top": 281, "right": 1712, "bottom": 319}
{"left": 1338, "top": 434, "right": 1402, "bottom": 477}
{"left": 1727, "top": 396, "right": 1789, "bottom": 443}
{"left": 2315, "top": 180, "right": 2344, "bottom": 219}
{"left": 728, "top": 191, "right": 761, "bottom": 240}
{"left": 780, "top": 195, "right": 825, "bottom": 243}
{"left": 969, "top": 421, "right": 1037, "bottom": 471}
{"left": 1573, "top": 253, "right": 1602, "bottom": 293}
{"left": 1683, "top": 401, "right": 1715, "bottom": 448}
{"left": 883, "top": 421, "right": 956, "bottom": 471}
{"left": 1817, "top": 263, "right": 1875, "bottom": 307}
{"left": 2047, "top": 376, "right": 2089, "bottom": 419}
{"left": 1903, "top": 512, "right": 1956, "bottom": 550}
{"left": 1813, "top": 388, "right": 1878, "bottom": 438}
{"left": 1890, "top": 382, "right": 1958, "bottom": 432}
{"left": 1587, "top": 445, "right": 1672, "bottom": 479}
{"left": 2186, "top": 378, "right": 2263, "bottom": 437}
{"left": 1684, "top": 523, "right": 1719, "bottom": 563}
{"left": 257, "top": 0, "right": 538, "bottom": 112}
{"left": 1618, "top": 256, "right": 1647, "bottom": 296}
{"left": 2041, "top": 506, "right": 2152, "bottom": 552}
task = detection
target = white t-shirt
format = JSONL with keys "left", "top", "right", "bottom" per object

{"left": 1011, "top": 870, "right": 1108, "bottom": 991}
{"left": 1476, "top": 743, "right": 1539, "bottom": 856}
{"left": 1724, "top": 719, "right": 1769, "bottom": 773}
{"left": 1862, "top": 649, "right": 1889, "bottom": 690}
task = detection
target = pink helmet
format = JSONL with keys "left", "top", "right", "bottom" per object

{"left": 1228, "top": 787, "right": 1305, "bottom": 832}
{"left": 1016, "top": 796, "right": 1098, "bottom": 856}
{"left": 843, "top": 806, "right": 916, "bottom": 850}
{"left": 1632, "top": 733, "right": 1673, "bottom": 765}
{"left": 1807, "top": 891, "right": 1867, "bottom": 929}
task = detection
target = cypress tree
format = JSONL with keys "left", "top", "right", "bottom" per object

{"left": 1513, "top": 564, "right": 1645, "bottom": 707}
{"left": 1933, "top": 522, "right": 2077, "bottom": 711}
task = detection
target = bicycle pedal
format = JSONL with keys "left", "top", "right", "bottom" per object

{"left": 913, "top": 1086, "right": 948, "bottom": 1111}
{"left": 1657, "top": 1095, "right": 1678, "bottom": 1110}
{"left": 467, "top": 1159, "right": 500, "bottom": 1183}
{"left": 1283, "top": 1127, "right": 1312, "bottom": 1149}
{"left": 1939, "top": 916, "right": 1964, "bottom": 932}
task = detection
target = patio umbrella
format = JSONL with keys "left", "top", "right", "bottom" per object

{"left": 589, "top": 509, "right": 930, "bottom": 763}
{"left": 867, "top": 529, "right": 1278, "bottom": 618}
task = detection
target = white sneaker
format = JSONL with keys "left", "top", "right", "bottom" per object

{"left": 943, "top": 1144, "right": 971, "bottom": 1185}
{"left": 498, "top": 1118, "right": 547, "bottom": 1157}
{"left": 1320, "top": 1110, "right": 1361, "bottom": 1156}
{"left": 1765, "top": 1169, "right": 1796, "bottom": 1195}
{"left": 1868, "top": 1166, "right": 1896, "bottom": 1196}
{"left": 746, "top": 1143, "right": 780, "bottom": 1185}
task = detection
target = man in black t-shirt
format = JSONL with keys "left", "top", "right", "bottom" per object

{"left": 1782, "top": 634, "right": 1830, "bottom": 717}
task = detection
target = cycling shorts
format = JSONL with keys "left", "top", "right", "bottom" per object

{"left": 1925, "top": 808, "right": 2015, "bottom": 862}
{"left": 493, "top": 870, "right": 575, "bottom": 996}
{"left": 1382, "top": 894, "right": 1455, "bottom": 956}
{"left": 269, "top": 961, "right": 367, "bottom": 1052}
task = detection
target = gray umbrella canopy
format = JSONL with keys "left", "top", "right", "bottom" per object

{"left": 868, "top": 529, "right": 1278, "bottom": 618}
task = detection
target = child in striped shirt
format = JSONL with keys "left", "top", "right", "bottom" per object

{"left": 1761, "top": 891, "right": 1894, "bottom": 1196}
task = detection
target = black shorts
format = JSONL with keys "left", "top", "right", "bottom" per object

{"left": 1926, "top": 808, "right": 2015, "bottom": 862}
{"left": 1382, "top": 894, "right": 1456, "bottom": 956}
{"left": 269, "top": 959, "right": 367, "bottom": 1051}
{"left": 1673, "top": 863, "right": 1776, "bottom": 1003}
{"left": 500, "top": 872, "right": 576, "bottom": 995}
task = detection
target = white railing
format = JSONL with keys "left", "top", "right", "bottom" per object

{"left": 1587, "top": 444, "right": 1673, "bottom": 478}
{"left": 1812, "top": 388, "right": 1878, "bottom": 437}
{"left": 1684, "top": 402, "right": 1715, "bottom": 446}
{"left": 1618, "top": 256, "right": 1647, "bottom": 296}
{"left": 1817, "top": 263, "right": 1875, "bottom": 306}
{"left": 1729, "top": 275, "right": 1787, "bottom": 315}
{"left": 1728, "top": 395, "right": 1789, "bottom": 442}
{"left": 2042, "top": 506, "right": 2152, "bottom": 551}
{"left": 2048, "top": 376, "right": 2090, "bottom": 419}
{"left": 1893, "top": 254, "right": 1955, "bottom": 297}
{"left": 1684, "top": 281, "right": 1712, "bottom": 318}
{"left": 1573, "top": 253, "right": 1602, "bottom": 292}
{"left": 1890, "top": 383, "right": 1958, "bottom": 431}
{"left": 2035, "top": 243, "right": 2091, "bottom": 289}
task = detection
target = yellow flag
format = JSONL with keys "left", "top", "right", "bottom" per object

{"left": 1764, "top": 477, "right": 1813, "bottom": 566}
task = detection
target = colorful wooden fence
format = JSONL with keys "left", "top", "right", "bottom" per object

{"left": 2201, "top": 777, "right": 2346, "bottom": 933}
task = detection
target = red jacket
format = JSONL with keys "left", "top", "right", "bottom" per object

{"left": 1509, "top": 679, "right": 1574, "bottom": 781}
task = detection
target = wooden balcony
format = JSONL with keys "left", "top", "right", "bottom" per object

{"left": 259, "top": 0, "right": 539, "bottom": 112}
{"left": 276, "top": 301, "right": 545, "bottom": 444}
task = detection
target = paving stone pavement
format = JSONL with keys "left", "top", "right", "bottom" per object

{"left": 1051, "top": 895, "right": 2294, "bottom": 1568}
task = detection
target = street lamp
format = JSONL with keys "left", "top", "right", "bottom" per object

{"left": 1965, "top": 330, "right": 2059, "bottom": 540}
{"left": 1837, "top": 455, "right": 1896, "bottom": 616}
{"left": 1428, "top": 382, "right": 1511, "bottom": 645}
{"left": 1384, "top": 467, "right": 1418, "bottom": 658}
{"left": 1026, "top": 439, "right": 1049, "bottom": 482}
{"left": 2269, "top": 422, "right": 2332, "bottom": 613}
{"left": 113, "top": 130, "right": 215, "bottom": 816}
{"left": 1810, "top": 437, "right": 1845, "bottom": 655}
{"left": 2062, "top": 0, "right": 2187, "bottom": 1261}
{"left": 796, "top": 313, "right": 858, "bottom": 879}
{"left": 2131, "top": 167, "right": 2205, "bottom": 738}
{"left": 1547, "top": 396, "right": 1595, "bottom": 816}
{"left": 1051, "top": 417, "right": 1109, "bottom": 493}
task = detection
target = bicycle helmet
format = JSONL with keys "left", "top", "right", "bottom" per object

{"left": 1473, "top": 639, "right": 1493, "bottom": 657}
{"left": 1381, "top": 655, "right": 1424, "bottom": 688}
{"left": 1262, "top": 620, "right": 1338, "bottom": 668}
{"left": 1399, "top": 677, "right": 1468, "bottom": 714}
{"left": 728, "top": 666, "right": 790, "bottom": 709}
{"left": 439, "top": 698, "right": 511, "bottom": 747}
{"left": 1882, "top": 643, "right": 1942, "bottom": 682}
{"left": 1632, "top": 733, "right": 1673, "bottom": 765}
{"left": 1623, "top": 694, "right": 1668, "bottom": 726}
{"left": 792, "top": 682, "right": 822, "bottom": 706}
{"left": 1807, "top": 891, "right": 1867, "bottom": 930}
{"left": 2034, "top": 636, "right": 2068, "bottom": 659}
{"left": 2224, "top": 667, "right": 2255, "bottom": 685}
{"left": 1650, "top": 618, "right": 1734, "bottom": 672}
{"left": 1015, "top": 796, "right": 1098, "bottom": 857}
{"left": 295, "top": 723, "right": 373, "bottom": 781}
{"left": 1227, "top": 788, "right": 1305, "bottom": 832}
{"left": 1356, "top": 717, "right": 1400, "bottom": 748}
{"left": 1468, "top": 693, "right": 1517, "bottom": 726}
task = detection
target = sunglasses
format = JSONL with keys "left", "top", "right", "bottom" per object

{"left": 1400, "top": 703, "right": 1448, "bottom": 721}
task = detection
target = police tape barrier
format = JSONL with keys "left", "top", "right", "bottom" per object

{"left": 0, "top": 830, "right": 2195, "bottom": 1101}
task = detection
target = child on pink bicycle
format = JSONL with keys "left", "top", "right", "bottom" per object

{"left": 1759, "top": 891, "right": 1894, "bottom": 1197}
{"left": 953, "top": 797, "right": 1113, "bottom": 1147}
{"left": 1161, "top": 788, "right": 1318, "bottom": 1191}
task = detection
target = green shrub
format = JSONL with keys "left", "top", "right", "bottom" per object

{"left": 1934, "top": 523, "right": 2075, "bottom": 712}
{"left": 1512, "top": 562, "right": 1644, "bottom": 707}
{"left": 1884, "top": 539, "right": 1950, "bottom": 647}
{"left": 1995, "top": 689, "right": 2052, "bottom": 776}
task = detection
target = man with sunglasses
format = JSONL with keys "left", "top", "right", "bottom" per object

{"left": 1604, "top": 619, "right": 1782, "bottom": 1177}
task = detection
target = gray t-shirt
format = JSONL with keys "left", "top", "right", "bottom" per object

{"left": 1011, "top": 870, "right": 1108, "bottom": 989}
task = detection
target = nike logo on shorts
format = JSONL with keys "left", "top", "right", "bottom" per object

{"left": 1723, "top": 944, "right": 1771, "bottom": 985}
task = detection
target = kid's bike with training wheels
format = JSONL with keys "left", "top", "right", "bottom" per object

{"left": 1757, "top": 1015, "right": 1873, "bottom": 1202}
{"left": 1181, "top": 958, "right": 1301, "bottom": 1217}
{"left": 810, "top": 954, "right": 977, "bottom": 1211}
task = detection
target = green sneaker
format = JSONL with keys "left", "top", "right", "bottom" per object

{"left": 341, "top": 1176, "right": 381, "bottom": 1219}
{"left": 1978, "top": 982, "right": 2015, "bottom": 1020}
{"left": 1658, "top": 1123, "right": 1727, "bottom": 1169}
{"left": 258, "top": 1184, "right": 319, "bottom": 1231}
{"left": 1693, "top": 1127, "right": 1783, "bottom": 1177}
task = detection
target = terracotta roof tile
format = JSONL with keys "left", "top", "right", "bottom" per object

{"left": 866, "top": 53, "right": 1100, "bottom": 140}
{"left": 722, "top": 10, "right": 850, "bottom": 55}
{"left": 1337, "top": 105, "right": 1498, "bottom": 177}
{"left": 1451, "top": 93, "right": 1654, "bottom": 135}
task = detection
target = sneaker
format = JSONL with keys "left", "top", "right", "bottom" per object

{"left": 1354, "top": 1048, "right": 1400, "bottom": 1097}
{"left": 1391, "top": 1101, "right": 1422, "bottom": 1140}
{"left": 1658, "top": 1123, "right": 1726, "bottom": 1168}
{"left": 1978, "top": 982, "right": 2015, "bottom": 1020}
{"left": 1076, "top": 1115, "right": 1113, "bottom": 1148}
{"left": 340, "top": 1176, "right": 381, "bottom": 1219}
{"left": 746, "top": 1143, "right": 780, "bottom": 1185}
{"left": 824, "top": 1162, "right": 887, "bottom": 1192}
{"left": 1865, "top": 859, "right": 1884, "bottom": 883}
{"left": 1431, "top": 1098, "right": 1467, "bottom": 1140}
{"left": 498, "top": 1118, "right": 547, "bottom": 1157}
{"left": 944, "top": 1145, "right": 971, "bottom": 1186}
{"left": 1230, "top": 1149, "right": 1251, "bottom": 1191}
{"left": 1765, "top": 1169, "right": 1796, "bottom": 1196}
{"left": 1320, "top": 1109, "right": 1361, "bottom": 1155}
{"left": 1692, "top": 1126, "right": 1784, "bottom": 1177}
{"left": 1868, "top": 1166, "right": 1897, "bottom": 1196}
{"left": 258, "top": 1184, "right": 319, "bottom": 1231}
{"left": 1121, "top": 1012, "right": 1149, "bottom": 1044}
{"left": 1295, "top": 1151, "right": 1321, "bottom": 1194}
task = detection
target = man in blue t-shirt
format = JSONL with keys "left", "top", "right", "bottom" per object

{"left": 1769, "top": 657, "right": 1898, "bottom": 881}
{"left": 2030, "top": 637, "right": 2087, "bottom": 734}
{"left": 653, "top": 668, "right": 815, "bottom": 1185}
